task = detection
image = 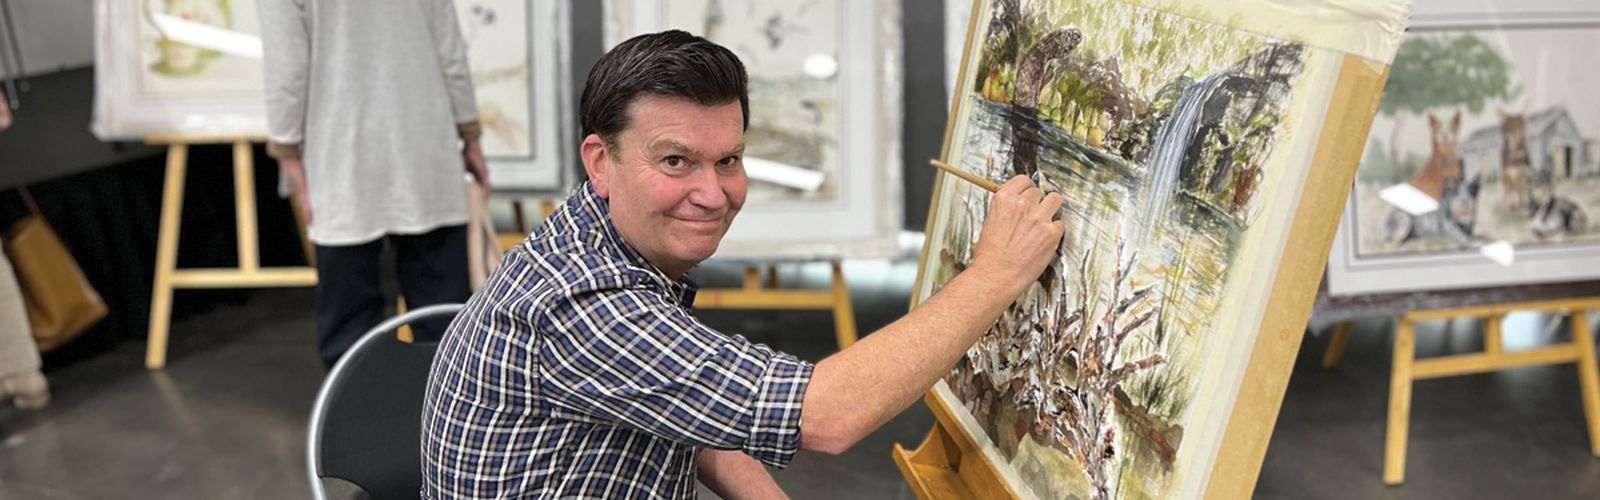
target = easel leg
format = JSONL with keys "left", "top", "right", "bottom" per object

{"left": 512, "top": 201, "right": 528, "bottom": 234}
{"left": 146, "top": 145, "right": 188, "bottom": 369}
{"left": 397, "top": 297, "right": 414, "bottom": 343}
{"left": 1484, "top": 313, "right": 1505, "bottom": 356}
{"left": 1384, "top": 318, "right": 1416, "bottom": 485}
{"left": 830, "top": 260, "right": 857, "bottom": 350}
{"left": 1571, "top": 309, "right": 1600, "bottom": 456}
{"left": 233, "top": 141, "right": 259, "bottom": 274}
{"left": 1321, "top": 321, "right": 1353, "bottom": 369}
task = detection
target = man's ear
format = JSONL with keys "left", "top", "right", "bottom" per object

{"left": 580, "top": 134, "right": 612, "bottom": 199}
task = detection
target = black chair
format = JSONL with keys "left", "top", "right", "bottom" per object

{"left": 307, "top": 303, "right": 464, "bottom": 500}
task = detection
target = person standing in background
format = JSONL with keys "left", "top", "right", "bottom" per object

{"left": 259, "top": 0, "right": 489, "bottom": 368}
{"left": 0, "top": 86, "right": 49, "bottom": 409}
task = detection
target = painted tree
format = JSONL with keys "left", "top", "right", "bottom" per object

{"left": 1378, "top": 33, "right": 1519, "bottom": 166}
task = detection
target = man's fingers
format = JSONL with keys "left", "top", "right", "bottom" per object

{"left": 1039, "top": 193, "right": 1064, "bottom": 220}
{"left": 999, "top": 175, "right": 1033, "bottom": 195}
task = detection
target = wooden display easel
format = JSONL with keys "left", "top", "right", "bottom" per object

{"left": 894, "top": 390, "right": 1019, "bottom": 499}
{"left": 692, "top": 261, "right": 859, "bottom": 350}
{"left": 144, "top": 134, "right": 317, "bottom": 369}
{"left": 496, "top": 199, "right": 558, "bottom": 251}
{"left": 1320, "top": 297, "right": 1600, "bottom": 485}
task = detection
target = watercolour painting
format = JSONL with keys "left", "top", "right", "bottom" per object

{"left": 916, "top": 0, "right": 1406, "bottom": 497}
{"left": 94, "top": 0, "right": 269, "bottom": 138}
{"left": 1326, "top": 0, "right": 1600, "bottom": 295}
{"left": 95, "top": 0, "right": 572, "bottom": 192}
{"left": 606, "top": 0, "right": 903, "bottom": 258}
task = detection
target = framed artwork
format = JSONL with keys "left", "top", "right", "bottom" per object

{"left": 93, "top": 0, "right": 269, "bottom": 139}
{"left": 1325, "top": 0, "right": 1600, "bottom": 296}
{"left": 605, "top": 0, "right": 903, "bottom": 259}
{"left": 93, "top": 0, "right": 573, "bottom": 192}
{"left": 455, "top": 0, "right": 574, "bottom": 193}
{"left": 913, "top": 0, "right": 1405, "bottom": 498}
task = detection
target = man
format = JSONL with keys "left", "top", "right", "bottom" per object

{"left": 421, "top": 30, "right": 1065, "bottom": 498}
{"left": 259, "top": 0, "right": 490, "bottom": 367}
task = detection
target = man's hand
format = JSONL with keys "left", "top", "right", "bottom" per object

{"left": 279, "top": 157, "right": 312, "bottom": 225}
{"left": 799, "top": 175, "right": 1066, "bottom": 456}
{"left": 969, "top": 175, "right": 1066, "bottom": 295}
{"left": 463, "top": 139, "right": 491, "bottom": 194}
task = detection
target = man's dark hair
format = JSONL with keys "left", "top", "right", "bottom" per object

{"left": 579, "top": 30, "right": 749, "bottom": 145}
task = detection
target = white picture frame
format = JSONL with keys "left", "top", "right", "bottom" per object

{"left": 92, "top": 0, "right": 269, "bottom": 139}
{"left": 604, "top": 0, "right": 904, "bottom": 260}
{"left": 92, "top": 0, "right": 573, "bottom": 193}
{"left": 1325, "top": 0, "right": 1600, "bottom": 296}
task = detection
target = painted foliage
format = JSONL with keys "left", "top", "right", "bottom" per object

{"left": 916, "top": 0, "right": 1345, "bottom": 497}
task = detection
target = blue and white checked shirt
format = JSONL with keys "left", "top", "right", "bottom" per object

{"left": 420, "top": 182, "right": 814, "bottom": 498}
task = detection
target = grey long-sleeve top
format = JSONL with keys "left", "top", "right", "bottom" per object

{"left": 259, "top": 0, "right": 481, "bottom": 245}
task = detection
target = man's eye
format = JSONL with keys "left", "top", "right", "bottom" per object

{"left": 717, "top": 156, "right": 740, "bottom": 166}
{"left": 664, "top": 156, "right": 686, "bottom": 168}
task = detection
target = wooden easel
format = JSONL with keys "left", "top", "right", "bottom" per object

{"left": 1320, "top": 297, "right": 1600, "bottom": 485}
{"left": 144, "top": 134, "right": 317, "bottom": 369}
{"left": 495, "top": 199, "right": 558, "bottom": 251}
{"left": 692, "top": 261, "right": 859, "bottom": 350}
{"left": 893, "top": 390, "right": 1019, "bottom": 499}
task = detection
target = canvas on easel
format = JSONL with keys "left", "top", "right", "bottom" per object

{"left": 92, "top": 0, "right": 574, "bottom": 192}
{"left": 904, "top": 0, "right": 1411, "bottom": 498}
{"left": 92, "top": 0, "right": 269, "bottom": 139}
{"left": 604, "top": 0, "right": 904, "bottom": 259}
{"left": 1326, "top": 0, "right": 1600, "bottom": 296}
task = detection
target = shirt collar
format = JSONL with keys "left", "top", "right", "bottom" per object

{"left": 566, "top": 182, "right": 699, "bottom": 306}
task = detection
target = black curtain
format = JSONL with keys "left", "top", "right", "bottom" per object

{"left": 1, "top": 145, "right": 309, "bottom": 369}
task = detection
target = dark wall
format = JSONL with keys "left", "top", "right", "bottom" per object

{"left": 901, "top": 1, "right": 947, "bottom": 231}
{"left": 0, "top": 68, "right": 163, "bottom": 190}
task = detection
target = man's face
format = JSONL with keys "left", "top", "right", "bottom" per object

{"left": 582, "top": 94, "right": 747, "bottom": 278}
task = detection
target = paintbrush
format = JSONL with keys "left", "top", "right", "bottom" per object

{"left": 928, "top": 159, "right": 1002, "bottom": 193}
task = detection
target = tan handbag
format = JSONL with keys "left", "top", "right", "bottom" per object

{"left": 3, "top": 188, "right": 108, "bottom": 352}
{"left": 466, "top": 181, "right": 505, "bottom": 291}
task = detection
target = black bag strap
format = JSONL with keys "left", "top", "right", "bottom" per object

{"left": 16, "top": 186, "right": 40, "bottom": 217}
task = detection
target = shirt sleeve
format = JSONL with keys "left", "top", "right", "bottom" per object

{"left": 258, "top": 0, "right": 310, "bottom": 159}
{"left": 427, "top": 0, "right": 480, "bottom": 133}
{"left": 539, "top": 286, "right": 814, "bottom": 468}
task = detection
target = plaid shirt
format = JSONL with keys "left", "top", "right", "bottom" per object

{"left": 420, "top": 182, "right": 814, "bottom": 499}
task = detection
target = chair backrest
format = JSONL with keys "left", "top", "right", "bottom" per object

{"left": 307, "top": 303, "right": 464, "bottom": 500}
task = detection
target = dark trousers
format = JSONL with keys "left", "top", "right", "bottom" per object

{"left": 314, "top": 224, "right": 468, "bottom": 368}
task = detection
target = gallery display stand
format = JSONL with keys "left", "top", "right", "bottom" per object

{"left": 497, "top": 199, "right": 559, "bottom": 251}
{"left": 144, "top": 134, "right": 317, "bottom": 369}
{"left": 1320, "top": 296, "right": 1600, "bottom": 485}
{"left": 893, "top": 390, "right": 1018, "bottom": 499}
{"left": 692, "top": 261, "right": 859, "bottom": 350}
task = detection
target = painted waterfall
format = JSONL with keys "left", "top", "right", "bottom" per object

{"left": 918, "top": 0, "right": 1334, "bottom": 497}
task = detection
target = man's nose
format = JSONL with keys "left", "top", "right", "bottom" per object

{"left": 684, "top": 164, "right": 729, "bottom": 210}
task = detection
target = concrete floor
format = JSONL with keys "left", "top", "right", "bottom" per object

{"left": 3, "top": 248, "right": 1599, "bottom": 498}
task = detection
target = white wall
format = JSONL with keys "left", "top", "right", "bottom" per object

{"left": 4, "top": 0, "right": 95, "bottom": 77}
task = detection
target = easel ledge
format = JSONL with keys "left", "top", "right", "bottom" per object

{"left": 893, "top": 389, "right": 1020, "bottom": 499}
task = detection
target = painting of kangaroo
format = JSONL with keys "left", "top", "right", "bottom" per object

{"left": 1409, "top": 110, "right": 1462, "bottom": 200}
